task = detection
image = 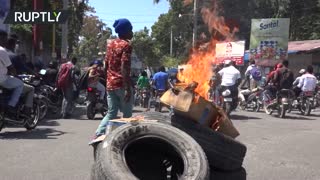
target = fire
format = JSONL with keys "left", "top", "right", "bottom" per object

{"left": 177, "top": 0, "right": 238, "bottom": 99}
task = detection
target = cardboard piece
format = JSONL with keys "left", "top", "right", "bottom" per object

{"left": 161, "top": 88, "right": 240, "bottom": 138}
{"left": 160, "top": 89, "right": 193, "bottom": 112}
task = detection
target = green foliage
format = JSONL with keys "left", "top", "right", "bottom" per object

{"left": 132, "top": 27, "right": 159, "bottom": 67}
{"left": 161, "top": 55, "right": 181, "bottom": 68}
{"left": 72, "top": 11, "right": 112, "bottom": 65}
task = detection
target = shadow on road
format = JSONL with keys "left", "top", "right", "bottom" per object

{"left": 231, "top": 114, "right": 262, "bottom": 120}
{"left": 284, "top": 115, "right": 316, "bottom": 121}
{"left": 0, "top": 128, "right": 66, "bottom": 140}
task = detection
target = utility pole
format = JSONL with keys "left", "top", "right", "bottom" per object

{"left": 170, "top": 27, "right": 173, "bottom": 56}
{"left": 192, "top": 0, "right": 198, "bottom": 48}
{"left": 52, "top": 1, "right": 56, "bottom": 58}
{"left": 61, "top": 0, "right": 68, "bottom": 59}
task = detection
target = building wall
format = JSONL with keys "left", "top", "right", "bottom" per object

{"left": 288, "top": 54, "right": 313, "bottom": 76}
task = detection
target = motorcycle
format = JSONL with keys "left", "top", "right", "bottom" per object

{"left": 263, "top": 88, "right": 295, "bottom": 118}
{"left": 0, "top": 86, "right": 41, "bottom": 132}
{"left": 297, "top": 91, "right": 316, "bottom": 116}
{"left": 19, "top": 74, "right": 49, "bottom": 120}
{"left": 86, "top": 86, "right": 108, "bottom": 120}
{"left": 238, "top": 87, "right": 263, "bottom": 112}
{"left": 221, "top": 86, "right": 238, "bottom": 116}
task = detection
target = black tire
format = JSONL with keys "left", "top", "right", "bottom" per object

{"left": 254, "top": 100, "right": 260, "bottom": 112}
{"left": 93, "top": 122, "right": 209, "bottom": 180}
{"left": 210, "top": 167, "right": 247, "bottom": 180}
{"left": 100, "top": 105, "right": 108, "bottom": 117}
{"left": 136, "top": 112, "right": 247, "bottom": 171}
{"left": 143, "top": 98, "right": 148, "bottom": 108}
{"left": 0, "top": 113, "right": 4, "bottom": 132}
{"left": 171, "top": 114, "right": 246, "bottom": 171}
{"left": 278, "top": 104, "right": 286, "bottom": 118}
{"left": 24, "top": 102, "right": 40, "bottom": 130}
{"left": 305, "top": 99, "right": 312, "bottom": 116}
{"left": 87, "top": 102, "right": 96, "bottom": 120}
{"left": 264, "top": 102, "right": 272, "bottom": 115}
{"left": 224, "top": 102, "right": 232, "bottom": 116}
{"left": 38, "top": 97, "right": 48, "bottom": 120}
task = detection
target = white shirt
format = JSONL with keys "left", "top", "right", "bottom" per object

{"left": 297, "top": 73, "right": 317, "bottom": 92}
{"left": 245, "top": 64, "right": 257, "bottom": 79}
{"left": 218, "top": 65, "right": 241, "bottom": 86}
{"left": 0, "top": 46, "right": 12, "bottom": 83}
{"left": 293, "top": 76, "right": 302, "bottom": 86}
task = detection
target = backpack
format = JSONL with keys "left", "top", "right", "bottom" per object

{"left": 250, "top": 66, "right": 262, "bottom": 81}
{"left": 78, "top": 70, "right": 89, "bottom": 90}
{"left": 279, "top": 68, "right": 294, "bottom": 89}
{"left": 56, "top": 63, "right": 73, "bottom": 90}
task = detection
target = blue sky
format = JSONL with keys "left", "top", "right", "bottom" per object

{"left": 88, "top": 0, "right": 170, "bottom": 33}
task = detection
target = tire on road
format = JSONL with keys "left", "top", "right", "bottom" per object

{"left": 210, "top": 167, "right": 247, "bottom": 180}
{"left": 171, "top": 114, "right": 247, "bottom": 171}
{"left": 136, "top": 112, "right": 247, "bottom": 171}
{"left": 87, "top": 102, "right": 96, "bottom": 120}
{"left": 93, "top": 122, "right": 209, "bottom": 180}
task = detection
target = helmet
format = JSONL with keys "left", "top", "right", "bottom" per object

{"left": 224, "top": 59, "right": 232, "bottom": 65}
{"left": 92, "top": 60, "right": 103, "bottom": 66}
{"left": 299, "top": 69, "right": 306, "bottom": 74}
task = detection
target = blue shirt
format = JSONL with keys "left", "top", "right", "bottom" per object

{"left": 153, "top": 72, "right": 168, "bottom": 90}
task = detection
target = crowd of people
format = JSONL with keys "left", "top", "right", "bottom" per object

{"left": 1, "top": 17, "right": 319, "bottom": 143}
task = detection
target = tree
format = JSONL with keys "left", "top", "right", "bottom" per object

{"left": 73, "top": 12, "right": 112, "bottom": 65}
{"left": 132, "top": 27, "right": 159, "bottom": 67}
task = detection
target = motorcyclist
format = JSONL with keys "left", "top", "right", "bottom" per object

{"left": 292, "top": 69, "right": 306, "bottom": 97}
{"left": 88, "top": 60, "right": 105, "bottom": 101}
{"left": 6, "top": 36, "right": 35, "bottom": 115}
{"left": 0, "top": 30, "right": 24, "bottom": 115}
{"left": 218, "top": 60, "right": 241, "bottom": 101}
{"left": 137, "top": 71, "right": 149, "bottom": 89}
{"left": 42, "top": 61, "right": 58, "bottom": 87}
{"left": 208, "top": 64, "right": 222, "bottom": 104}
{"left": 297, "top": 65, "right": 317, "bottom": 94}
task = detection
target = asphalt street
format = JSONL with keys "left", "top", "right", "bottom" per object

{"left": 0, "top": 106, "right": 319, "bottom": 180}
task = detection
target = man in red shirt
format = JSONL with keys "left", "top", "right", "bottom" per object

{"left": 94, "top": 18, "right": 134, "bottom": 138}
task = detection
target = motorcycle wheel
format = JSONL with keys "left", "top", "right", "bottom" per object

{"left": 143, "top": 98, "right": 149, "bottom": 108}
{"left": 238, "top": 101, "right": 246, "bottom": 111}
{"left": 38, "top": 97, "right": 48, "bottom": 120}
{"left": 305, "top": 99, "right": 312, "bottom": 116}
{"left": 87, "top": 102, "right": 96, "bottom": 120}
{"left": 278, "top": 104, "right": 286, "bottom": 118}
{"left": 0, "top": 112, "right": 4, "bottom": 132}
{"left": 224, "top": 102, "right": 232, "bottom": 117}
{"left": 253, "top": 99, "right": 260, "bottom": 112}
{"left": 24, "top": 102, "right": 40, "bottom": 130}
{"left": 263, "top": 102, "right": 272, "bottom": 115}
{"left": 101, "top": 105, "right": 108, "bottom": 117}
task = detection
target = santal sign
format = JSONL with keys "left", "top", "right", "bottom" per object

{"left": 249, "top": 18, "right": 290, "bottom": 65}
{"left": 215, "top": 41, "right": 245, "bottom": 66}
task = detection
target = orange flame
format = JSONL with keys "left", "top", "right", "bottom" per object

{"left": 178, "top": 0, "right": 237, "bottom": 99}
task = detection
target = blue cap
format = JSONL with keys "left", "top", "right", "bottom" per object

{"left": 113, "top": 18, "right": 133, "bottom": 36}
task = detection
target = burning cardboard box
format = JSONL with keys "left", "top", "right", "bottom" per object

{"left": 160, "top": 82, "right": 240, "bottom": 138}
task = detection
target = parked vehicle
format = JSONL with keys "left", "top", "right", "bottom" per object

{"left": 239, "top": 87, "right": 263, "bottom": 112}
{"left": 263, "top": 89, "right": 295, "bottom": 118}
{"left": 86, "top": 87, "right": 108, "bottom": 120}
{"left": 0, "top": 87, "right": 41, "bottom": 132}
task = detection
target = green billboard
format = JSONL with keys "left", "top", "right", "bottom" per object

{"left": 249, "top": 18, "right": 290, "bottom": 66}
